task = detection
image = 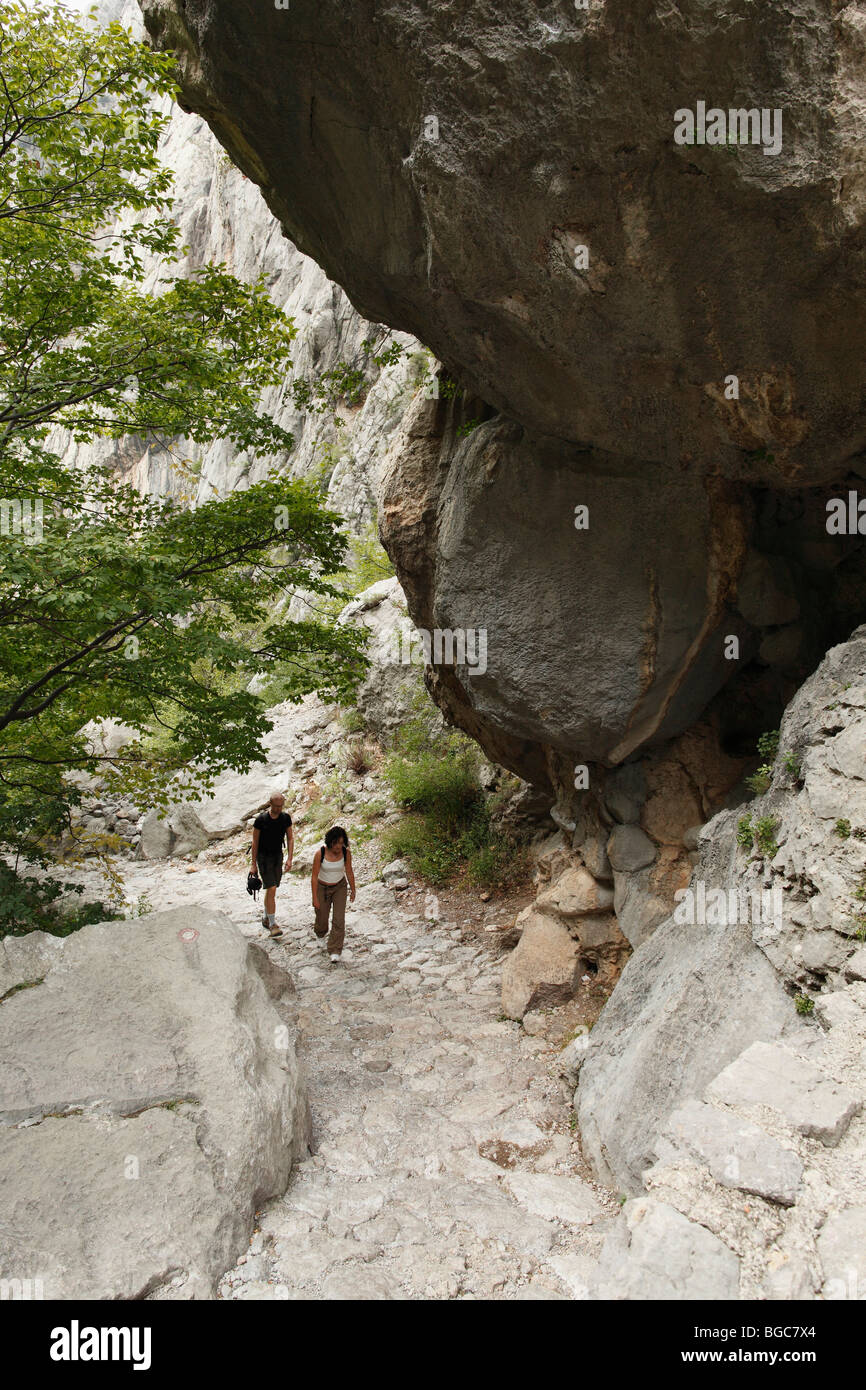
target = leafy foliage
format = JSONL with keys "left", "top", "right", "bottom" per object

{"left": 745, "top": 729, "right": 780, "bottom": 795}
{"left": 382, "top": 717, "right": 529, "bottom": 890}
{"left": 753, "top": 815, "right": 779, "bottom": 859}
{"left": 736, "top": 815, "right": 754, "bottom": 850}
{"left": 0, "top": 3, "right": 369, "bottom": 920}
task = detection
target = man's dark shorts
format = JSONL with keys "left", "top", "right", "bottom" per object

{"left": 259, "top": 855, "right": 283, "bottom": 889}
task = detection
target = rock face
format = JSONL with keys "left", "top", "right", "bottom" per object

{"left": 67, "top": 1, "right": 424, "bottom": 536}
{"left": 579, "top": 628, "right": 866, "bottom": 1190}
{"left": 0, "top": 908, "right": 310, "bottom": 1298}
{"left": 140, "top": 0, "right": 866, "bottom": 794}
{"left": 570, "top": 629, "right": 866, "bottom": 1300}
{"left": 576, "top": 907, "right": 800, "bottom": 1189}
{"left": 140, "top": 0, "right": 866, "bottom": 483}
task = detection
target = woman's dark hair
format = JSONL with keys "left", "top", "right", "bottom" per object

{"left": 324, "top": 826, "right": 349, "bottom": 850}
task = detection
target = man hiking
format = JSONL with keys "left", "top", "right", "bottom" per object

{"left": 311, "top": 825, "right": 356, "bottom": 963}
{"left": 251, "top": 794, "right": 293, "bottom": 939}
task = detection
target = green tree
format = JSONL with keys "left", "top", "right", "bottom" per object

{"left": 0, "top": 2, "right": 367, "bottom": 930}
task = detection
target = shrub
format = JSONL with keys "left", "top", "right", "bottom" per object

{"left": 754, "top": 815, "right": 779, "bottom": 858}
{"left": 835, "top": 818, "right": 851, "bottom": 839}
{"left": 795, "top": 994, "right": 815, "bottom": 1016}
{"left": 380, "top": 816, "right": 460, "bottom": 886}
{"left": 737, "top": 815, "right": 754, "bottom": 849}
{"left": 0, "top": 862, "right": 122, "bottom": 941}
{"left": 757, "top": 730, "right": 781, "bottom": 761}
{"left": 783, "top": 750, "right": 802, "bottom": 779}
{"left": 340, "top": 708, "right": 366, "bottom": 735}
{"left": 381, "top": 717, "right": 529, "bottom": 891}
{"left": 465, "top": 834, "right": 531, "bottom": 893}
{"left": 746, "top": 729, "right": 780, "bottom": 795}
{"left": 385, "top": 750, "right": 479, "bottom": 826}
{"left": 347, "top": 741, "right": 374, "bottom": 776}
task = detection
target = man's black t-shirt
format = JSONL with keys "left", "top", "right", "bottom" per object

{"left": 253, "top": 811, "right": 292, "bottom": 858}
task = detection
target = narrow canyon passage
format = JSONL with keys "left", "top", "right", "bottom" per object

{"left": 86, "top": 856, "right": 618, "bottom": 1300}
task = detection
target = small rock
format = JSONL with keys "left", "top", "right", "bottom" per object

{"left": 706, "top": 1041, "right": 861, "bottom": 1147}
{"left": 817, "top": 1206, "right": 866, "bottom": 1298}
{"left": 844, "top": 946, "right": 866, "bottom": 983}
{"left": 657, "top": 1099, "right": 804, "bottom": 1206}
{"left": 504, "top": 1172, "right": 602, "bottom": 1227}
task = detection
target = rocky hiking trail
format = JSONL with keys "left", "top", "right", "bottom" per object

{"left": 86, "top": 852, "right": 620, "bottom": 1300}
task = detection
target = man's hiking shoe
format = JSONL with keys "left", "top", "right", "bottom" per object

{"left": 329, "top": 954, "right": 341, "bottom": 964}
{"left": 268, "top": 923, "right": 285, "bottom": 939}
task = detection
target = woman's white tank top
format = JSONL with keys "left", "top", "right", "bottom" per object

{"left": 318, "top": 849, "right": 346, "bottom": 884}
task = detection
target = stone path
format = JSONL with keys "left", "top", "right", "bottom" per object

{"left": 73, "top": 854, "right": 619, "bottom": 1300}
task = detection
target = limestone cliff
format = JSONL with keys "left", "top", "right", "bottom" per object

{"left": 64, "top": 0, "right": 425, "bottom": 535}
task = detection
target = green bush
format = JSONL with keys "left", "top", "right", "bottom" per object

{"left": 745, "top": 729, "right": 780, "bottom": 795}
{"left": 757, "top": 730, "right": 780, "bottom": 762}
{"left": 340, "top": 708, "right": 366, "bottom": 735}
{"left": 465, "top": 835, "right": 531, "bottom": 892}
{"left": 746, "top": 766, "right": 772, "bottom": 796}
{"left": 385, "top": 741, "right": 480, "bottom": 828}
{"left": 0, "top": 862, "right": 122, "bottom": 941}
{"left": 783, "top": 750, "right": 801, "bottom": 779}
{"left": 754, "top": 815, "right": 779, "bottom": 858}
{"left": 736, "top": 815, "right": 754, "bottom": 849}
{"left": 381, "top": 815, "right": 461, "bottom": 886}
{"left": 381, "top": 718, "right": 529, "bottom": 891}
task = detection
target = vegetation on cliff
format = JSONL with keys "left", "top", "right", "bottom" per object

{"left": 0, "top": 2, "right": 366, "bottom": 931}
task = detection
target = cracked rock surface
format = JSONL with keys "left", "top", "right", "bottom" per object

{"left": 0, "top": 908, "right": 310, "bottom": 1300}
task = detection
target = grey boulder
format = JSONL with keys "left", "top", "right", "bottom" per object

{"left": 139, "top": 805, "right": 210, "bottom": 860}
{"left": 0, "top": 908, "right": 310, "bottom": 1299}
{"left": 501, "top": 909, "right": 580, "bottom": 1020}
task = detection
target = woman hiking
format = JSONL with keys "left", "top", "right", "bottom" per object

{"left": 311, "top": 825, "right": 356, "bottom": 963}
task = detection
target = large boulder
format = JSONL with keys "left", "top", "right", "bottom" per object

{"left": 139, "top": 805, "right": 210, "bottom": 859}
{"left": 0, "top": 908, "right": 310, "bottom": 1298}
{"left": 576, "top": 907, "right": 800, "bottom": 1191}
{"left": 141, "top": 0, "right": 866, "bottom": 484}
{"left": 141, "top": 0, "right": 866, "bottom": 791}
